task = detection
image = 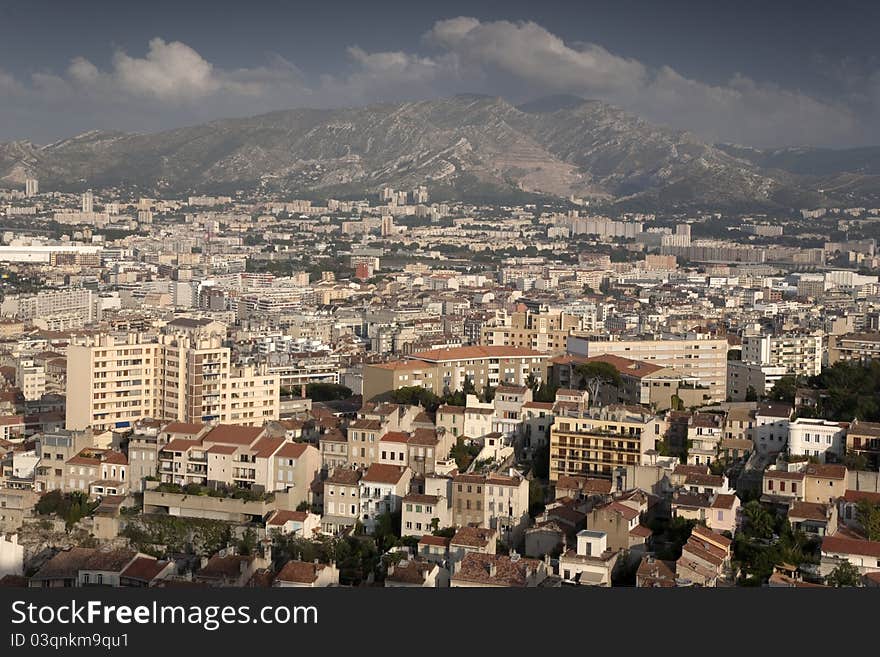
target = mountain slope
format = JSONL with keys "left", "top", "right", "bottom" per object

{"left": 0, "top": 95, "right": 870, "bottom": 208}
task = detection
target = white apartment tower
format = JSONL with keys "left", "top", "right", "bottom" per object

{"left": 25, "top": 178, "right": 39, "bottom": 197}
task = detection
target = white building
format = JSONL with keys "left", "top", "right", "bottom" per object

{"left": 787, "top": 418, "right": 847, "bottom": 463}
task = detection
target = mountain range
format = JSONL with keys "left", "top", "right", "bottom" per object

{"left": 1, "top": 94, "right": 879, "bottom": 210}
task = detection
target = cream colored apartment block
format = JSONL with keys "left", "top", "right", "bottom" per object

{"left": 65, "top": 333, "right": 279, "bottom": 433}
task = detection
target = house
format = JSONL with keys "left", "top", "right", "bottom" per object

{"left": 450, "top": 552, "right": 549, "bottom": 587}
{"left": 820, "top": 536, "right": 880, "bottom": 577}
{"left": 838, "top": 490, "right": 880, "bottom": 534}
{"left": 803, "top": 463, "right": 847, "bottom": 505}
{"left": 119, "top": 556, "right": 174, "bottom": 587}
{"left": 675, "top": 525, "right": 732, "bottom": 587}
{"left": 274, "top": 560, "right": 340, "bottom": 587}
{"left": 761, "top": 468, "right": 805, "bottom": 505}
{"left": 385, "top": 557, "right": 447, "bottom": 587}
{"left": 449, "top": 526, "right": 497, "bottom": 567}
{"left": 709, "top": 493, "right": 740, "bottom": 535}
{"left": 557, "top": 530, "right": 619, "bottom": 586}
{"left": 319, "top": 429, "right": 348, "bottom": 471}
{"left": 554, "top": 474, "right": 613, "bottom": 503}
{"left": 195, "top": 553, "right": 265, "bottom": 587}
{"left": 417, "top": 535, "right": 450, "bottom": 564}
{"left": 322, "top": 468, "right": 361, "bottom": 535}
{"left": 636, "top": 554, "right": 677, "bottom": 587}
{"left": 787, "top": 418, "right": 847, "bottom": 463}
{"left": 402, "top": 494, "right": 449, "bottom": 537}
{"left": 265, "top": 510, "right": 321, "bottom": 538}
{"left": 29, "top": 547, "right": 140, "bottom": 588}
{"left": 586, "top": 501, "right": 641, "bottom": 553}
{"left": 751, "top": 402, "right": 792, "bottom": 455}
{"left": 846, "top": 419, "right": 880, "bottom": 471}
{"left": 359, "top": 463, "right": 412, "bottom": 533}
{"left": 787, "top": 501, "right": 837, "bottom": 537}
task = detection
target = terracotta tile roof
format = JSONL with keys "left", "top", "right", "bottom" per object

{"left": 788, "top": 501, "right": 829, "bottom": 522}
{"left": 207, "top": 444, "right": 238, "bottom": 455}
{"left": 250, "top": 436, "right": 286, "bottom": 458}
{"left": 363, "top": 463, "right": 408, "bottom": 485}
{"left": 380, "top": 431, "right": 410, "bottom": 444}
{"left": 162, "top": 439, "right": 202, "bottom": 453}
{"left": 276, "top": 442, "right": 310, "bottom": 459}
{"left": 418, "top": 535, "right": 450, "bottom": 547}
{"left": 267, "top": 510, "right": 309, "bottom": 526}
{"left": 804, "top": 463, "right": 847, "bottom": 480}
{"left": 120, "top": 557, "right": 168, "bottom": 582}
{"left": 452, "top": 552, "right": 543, "bottom": 586}
{"left": 203, "top": 424, "right": 264, "bottom": 446}
{"left": 450, "top": 526, "right": 495, "bottom": 548}
{"left": 325, "top": 469, "right": 360, "bottom": 485}
{"left": 275, "top": 560, "right": 325, "bottom": 584}
{"left": 822, "top": 535, "right": 880, "bottom": 559}
{"left": 162, "top": 422, "right": 207, "bottom": 435}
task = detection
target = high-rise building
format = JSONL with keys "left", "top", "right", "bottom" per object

{"left": 381, "top": 215, "right": 395, "bottom": 237}
{"left": 65, "top": 330, "right": 280, "bottom": 433}
{"left": 25, "top": 178, "right": 39, "bottom": 197}
{"left": 81, "top": 190, "right": 94, "bottom": 214}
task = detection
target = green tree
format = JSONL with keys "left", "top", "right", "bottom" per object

{"left": 743, "top": 500, "right": 774, "bottom": 539}
{"left": 856, "top": 500, "right": 880, "bottom": 541}
{"left": 304, "top": 382, "right": 352, "bottom": 402}
{"left": 770, "top": 375, "right": 798, "bottom": 403}
{"left": 826, "top": 561, "right": 861, "bottom": 587}
{"left": 573, "top": 361, "right": 622, "bottom": 390}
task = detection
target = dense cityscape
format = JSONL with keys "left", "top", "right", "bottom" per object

{"left": 0, "top": 177, "right": 879, "bottom": 589}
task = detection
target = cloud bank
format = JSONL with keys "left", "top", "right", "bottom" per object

{"left": 0, "top": 18, "right": 876, "bottom": 147}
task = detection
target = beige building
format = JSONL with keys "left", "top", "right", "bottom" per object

{"left": 566, "top": 335, "right": 729, "bottom": 402}
{"left": 157, "top": 423, "right": 319, "bottom": 502}
{"left": 549, "top": 405, "right": 665, "bottom": 482}
{"left": 66, "top": 331, "right": 279, "bottom": 433}
{"left": 362, "top": 346, "right": 547, "bottom": 401}
{"left": 480, "top": 310, "right": 578, "bottom": 353}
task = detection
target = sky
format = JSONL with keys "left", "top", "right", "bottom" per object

{"left": 1, "top": 0, "right": 879, "bottom": 148}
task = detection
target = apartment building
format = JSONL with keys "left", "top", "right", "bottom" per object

{"left": 362, "top": 345, "right": 547, "bottom": 401}
{"left": 549, "top": 405, "right": 665, "bottom": 482}
{"left": 15, "top": 358, "right": 46, "bottom": 401}
{"left": 450, "top": 470, "right": 530, "bottom": 541}
{"left": 35, "top": 430, "right": 94, "bottom": 493}
{"left": 0, "top": 289, "right": 95, "bottom": 327}
{"left": 480, "top": 310, "right": 578, "bottom": 353}
{"left": 63, "top": 448, "right": 129, "bottom": 497}
{"left": 402, "top": 493, "right": 450, "bottom": 537}
{"left": 740, "top": 332, "right": 823, "bottom": 378}
{"left": 566, "top": 335, "right": 729, "bottom": 402}
{"left": 157, "top": 424, "right": 318, "bottom": 501}
{"left": 65, "top": 331, "right": 279, "bottom": 433}
{"left": 828, "top": 332, "right": 880, "bottom": 364}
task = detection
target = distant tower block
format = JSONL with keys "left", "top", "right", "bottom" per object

{"left": 81, "top": 190, "right": 94, "bottom": 214}
{"left": 25, "top": 178, "right": 39, "bottom": 197}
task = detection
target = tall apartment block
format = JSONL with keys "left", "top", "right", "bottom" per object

{"left": 65, "top": 331, "right": 280, "bottom": 433}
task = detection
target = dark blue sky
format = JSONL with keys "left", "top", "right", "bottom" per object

{"left": 1, "top": 0, "right": 878, "bottom": 146}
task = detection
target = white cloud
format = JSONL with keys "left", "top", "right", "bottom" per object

{"left": 0, "top": 21, "right": 876, "bottom": 147}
